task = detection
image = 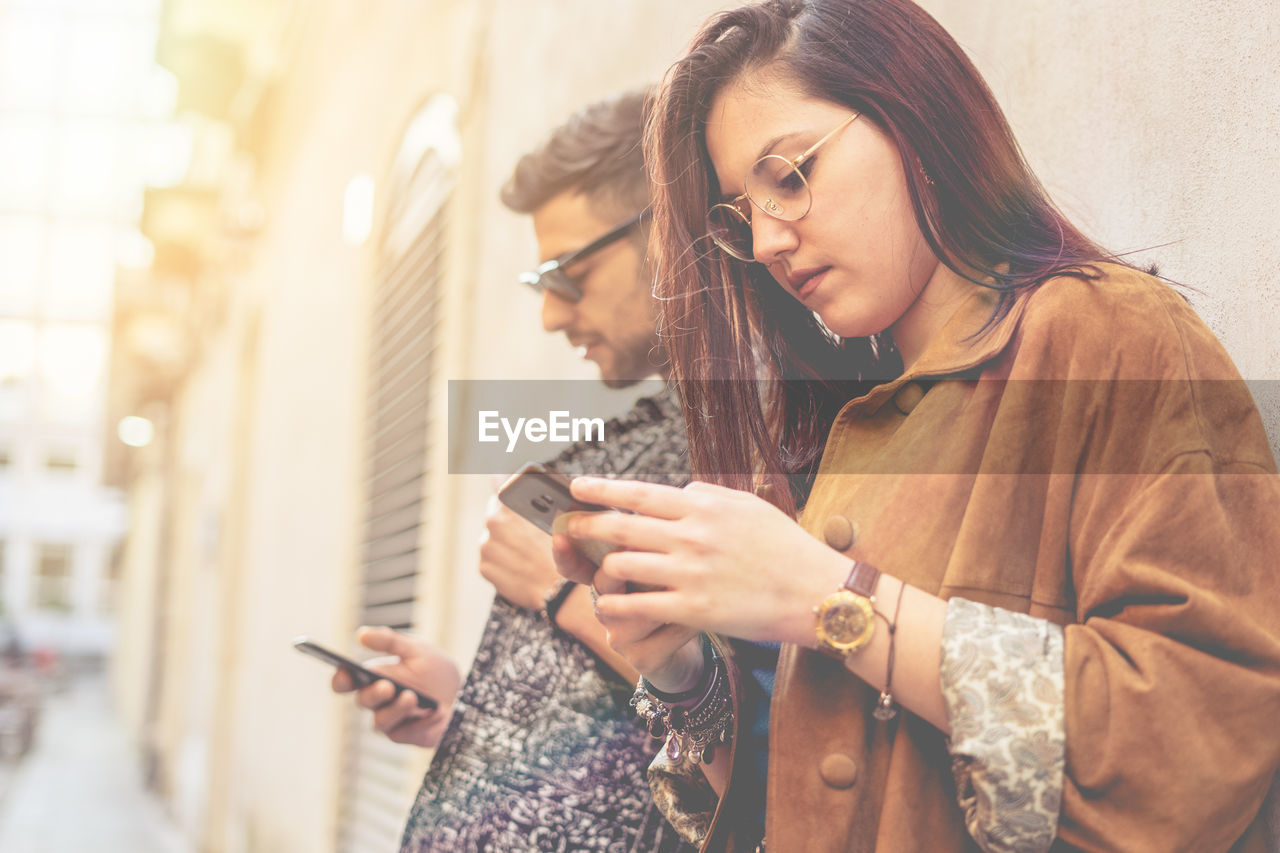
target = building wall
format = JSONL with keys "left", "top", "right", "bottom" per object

{"left": 114, "top": 2, "right": 1279, "bottom": 852}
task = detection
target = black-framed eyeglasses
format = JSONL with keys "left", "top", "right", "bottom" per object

{"left": 706, "top": 112, "right": 860, "bottom": 262}
{"left": 517, "top": 209, "right": 649, "bottom": 302}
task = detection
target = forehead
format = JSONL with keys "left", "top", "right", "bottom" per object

{"left": 705, "top": 74, "right": 852, "bottom": 193}
{"left": 530, "top": 190, "right": 615, "bottom": 262}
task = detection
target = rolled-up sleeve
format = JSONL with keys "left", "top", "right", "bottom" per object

{"left": 941, "top": 597, "right": 1065, "bottom": 852}
{"left": 1057, "top": 457, "right": 1280, "bottom": 850}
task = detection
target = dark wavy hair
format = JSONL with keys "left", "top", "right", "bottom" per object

{"left": 501, "top": 88, "right": 652, "bottom": 229}
{"left": 646, "top": 0, "right": 1128, "bottom": 513}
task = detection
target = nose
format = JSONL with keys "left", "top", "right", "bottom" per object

{"left": 540, "top": 289, "right": 575, "bottom": 333}
{"left": 749, "top": 212, "right": 799, "bottom": 266}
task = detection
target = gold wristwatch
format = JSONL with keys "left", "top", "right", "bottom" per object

{"left": 814, "top": 560, "right": 881, "bottom": 659}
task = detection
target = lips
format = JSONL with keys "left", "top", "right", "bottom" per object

{"left": 786, "top": 266, "right": 831, "bottom": 300}
{"left": 568, "top": 337, "right": 603, "bottom": 360}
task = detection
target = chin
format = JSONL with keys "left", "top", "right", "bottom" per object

{"left": 600, "top": 373, "right": 643, "bottom": 390}
{"left": 817, "top": 307, "right": 891, "bottom": 341}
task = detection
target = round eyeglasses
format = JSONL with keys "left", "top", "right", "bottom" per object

{"left": 518, "top": 209, "right": 649, "bottom": 302}
{"left": 706, "top": 112, "right": 860, "bottom": 262}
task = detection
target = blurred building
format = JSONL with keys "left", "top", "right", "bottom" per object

{"left": 0, "top": 0, "right": 166, "bottom": 658}
{"left": 98, "top": 1, "right": 1280, "bottom": 853}
{"left": 103, "top": 1, "right": 731, "bottom": 851}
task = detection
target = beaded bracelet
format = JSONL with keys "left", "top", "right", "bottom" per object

{"left": 631, "top": 635, "right": 734, "bottom": 765}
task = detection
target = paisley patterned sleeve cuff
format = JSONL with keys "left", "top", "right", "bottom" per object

{"left": 940, "top": 597, "right": 1065, "bottom": 853}
{"left": 647, "top": 747, "right": 716, "bottom": 847}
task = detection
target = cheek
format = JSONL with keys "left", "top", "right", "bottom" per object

{"left": 857, "top": 183, "right": 930, "bottom": 281}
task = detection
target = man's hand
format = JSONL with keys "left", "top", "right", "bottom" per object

{"left": 478, "top": 493, "right": 561, "bottom": 611}
{"left": 330, "top": 626, "right": 461, "bottom": 748}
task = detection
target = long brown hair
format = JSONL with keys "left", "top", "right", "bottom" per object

{"left": 646, "top": 0, "right": 1122, "bottom": 513}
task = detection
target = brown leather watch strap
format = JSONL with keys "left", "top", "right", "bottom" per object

{"left": 843, "top": 560, "right": 881, "bottom": 599}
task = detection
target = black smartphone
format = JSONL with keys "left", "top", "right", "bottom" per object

{"left": 291, "top": 636, "right": 437, "bottom": 710}
{"left": 497, "top": 462, "right": 624, "bottom": 566}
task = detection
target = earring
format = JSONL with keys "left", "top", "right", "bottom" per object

{"left": 916, "top": 157, "right": 935, "bottom": 187}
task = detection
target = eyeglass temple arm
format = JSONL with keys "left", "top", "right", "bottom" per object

{"left": 793, "top": 112, "right": 860, "bottom": 168}
{"left": 556, "top": 208, "right": 650, "bottom": 267}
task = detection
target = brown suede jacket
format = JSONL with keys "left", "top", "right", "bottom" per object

{"left": 704, "top": 265, "right": 1280, "bottom": 852}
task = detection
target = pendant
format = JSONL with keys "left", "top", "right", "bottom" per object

{"left": 873, "top": 691, "right": 897, "bottom": 722}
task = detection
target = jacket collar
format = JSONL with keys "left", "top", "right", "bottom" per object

{"left": 849, "top": 285, "right": 1028, "bottom": 414}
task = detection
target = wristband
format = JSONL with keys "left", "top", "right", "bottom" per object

{"left": 541, "top": 579, "right": 577, "bottom": 627}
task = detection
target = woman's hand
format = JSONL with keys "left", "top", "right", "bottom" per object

{"left": 551, "top": 533, "right": 705, "bottom": 693}
{"left": 561, "top": 477, "right": 849, "bottom": 650}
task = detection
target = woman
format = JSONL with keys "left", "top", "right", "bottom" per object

{"left": 553, "top": 0, "right": 1280, "bottom": 850}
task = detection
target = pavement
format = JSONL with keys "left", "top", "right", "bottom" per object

{"left": 0, "top": 671, "right": 191, "bottom": 853}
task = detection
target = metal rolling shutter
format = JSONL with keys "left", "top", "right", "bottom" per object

{"left": 338, "top": 94, "right": 458, "bottom": 853}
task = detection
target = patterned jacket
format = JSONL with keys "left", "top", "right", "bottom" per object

{"left": 401, "top": 388, "right": 693, "bottom": 852}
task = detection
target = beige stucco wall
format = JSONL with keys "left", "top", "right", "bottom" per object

{"left": 923, "top": 0, "right": 1280, "bottom": 451}
{"left": 116, "top": 2, "right": 1278, "bottom": 852}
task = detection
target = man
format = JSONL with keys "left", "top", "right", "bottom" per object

{"left": 332, "top": 90, "right": 691, "bottom": 852}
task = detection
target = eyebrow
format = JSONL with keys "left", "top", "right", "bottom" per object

{"left": 711, "top": 130, "right": 809, "bottom": 202}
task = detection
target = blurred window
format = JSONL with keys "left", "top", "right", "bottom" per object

{"left": 0, "top": 115, "right": 54, "bottom": 212}
{"left": 99, "top": 541, "right": 122, "bottom": 614}
{"left": 34, "top": 543, "right": 73, "bottom": 611}
{"left": 0, "top": 215, "right": 46, "bottom": 315}
{"left": 39, "top": 324, "right": 106, "bottom": 424}
{"left": 44, "top": 450, "right": 78, "bottom": 472}
{"left": 47, "top": 221, "right": 115, "bottom": 320}
{"left": 0, "top": 9, "right": 63, "bottom": 112}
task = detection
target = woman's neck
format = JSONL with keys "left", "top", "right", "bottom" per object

{"left": 889, "top": 261, "right": 975, "bottom": 370}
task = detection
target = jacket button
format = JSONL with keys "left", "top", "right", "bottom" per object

{"left": 892, "top": 382, "right": 925, "bottom": 415}
{"left": 822, "top": 515, "right": 857, "bottom": 551}
{"left": 819, "top": 753, "right": 859, "bottom": 789}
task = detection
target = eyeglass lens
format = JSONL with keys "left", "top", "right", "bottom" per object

{"left": 706, "top": 155, "right": 811, "bottom": 262}
{"left": 519, "top": 209, "right": 648, "bottom": 300}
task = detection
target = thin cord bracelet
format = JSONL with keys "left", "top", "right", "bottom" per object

{"left": 873, "top": 580, "right": 906, "bottom": 722}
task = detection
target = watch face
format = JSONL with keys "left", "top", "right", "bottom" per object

{"left": 818, "top": 592, "right": 875, "bottom": 652}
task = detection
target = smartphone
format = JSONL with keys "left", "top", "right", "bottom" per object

{"left": 498, "top": 462, "right": 623, "bottom": 566}
{"left": 497, "top": 463, "right": 609, "bottom": 534}
{"left": 291, "top": 636, "right": 437, "bottom": 710}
